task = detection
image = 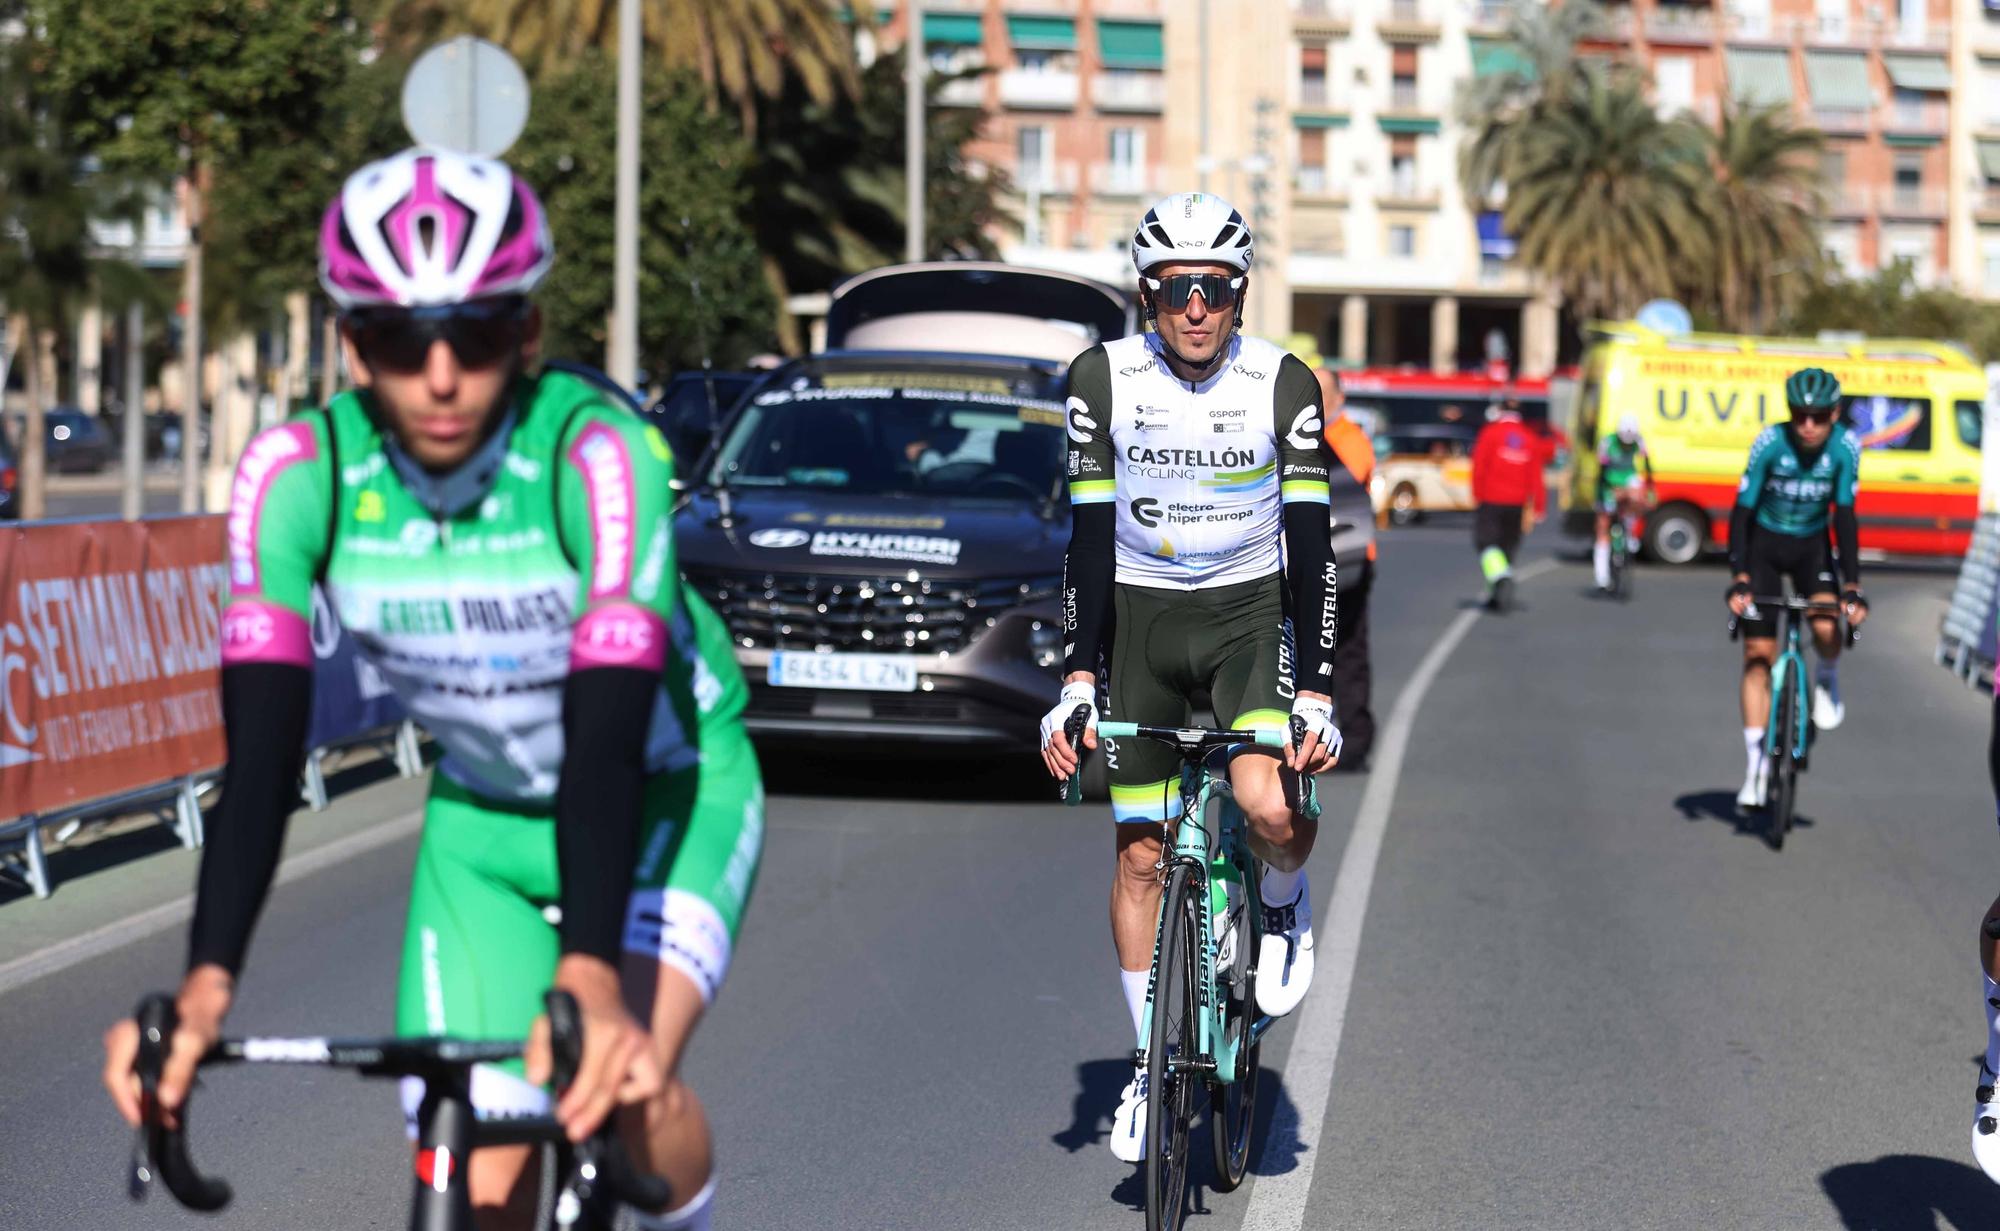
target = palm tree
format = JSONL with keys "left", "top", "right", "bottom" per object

{"left": 1456, "top": 0, "right": 1607, "bottom": 209}
{"left": 1500, "top": 68, "right": 1712, "bottom": 323}
{"left": 1699, "top": 101, "right": 1826, "bottom": 332}
{"left": 385, "top": 0, "right": 861, "bottom": 133}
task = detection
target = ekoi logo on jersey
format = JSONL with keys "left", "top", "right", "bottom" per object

{"left": 228, "top": 424, "right": 317, "bottom": 592}
{"left": 569, "top": 425, "right": 635, "bottom": 600}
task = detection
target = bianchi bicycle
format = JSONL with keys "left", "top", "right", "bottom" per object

{"left": 1730, "top": 593, "right": 1855, "bottom": 850}
{"left": 125, "top": 989, "right": 667, "bottom": 1230}
{"left": 1065, "top": 712, "right": 1321, "bottom": 1231}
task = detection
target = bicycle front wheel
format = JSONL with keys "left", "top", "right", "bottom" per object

{"left": 1209, "top": 864, "right": 1262, "bottom": 1192}
{"left": 1768, "top": 685, "right": 1797, "bottom": 849}
{"left": 1146, "top": 863, "right": 1200, "bottom": 1231}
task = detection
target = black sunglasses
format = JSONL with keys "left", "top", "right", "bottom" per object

{"left": 1143, "top": 272, "right": 1245, "bottom": 312}
{"left": 346, "top": 299, "right": 529, "bottom": 375}
{"left": 1790, "top": 408, "right": 1837, "bottom": 425}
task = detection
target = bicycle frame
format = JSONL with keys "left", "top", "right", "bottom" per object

{"left": 1765, "top": 606, "right": 1813, "bottom": 764}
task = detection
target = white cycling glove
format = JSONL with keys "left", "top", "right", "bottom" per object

{"left": 1289, "top": 695, "right": 1343, "bottom": 763}
{"left": 1039, "top": 681, "right": 1099, "bottom": 753}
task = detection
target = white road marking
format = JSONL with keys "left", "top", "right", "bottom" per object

{"left": 0, "top": 811, "right": 423, "bottom": 999}
{"left": 1241, "top": 557, "right": 1559, "bottom": 1229}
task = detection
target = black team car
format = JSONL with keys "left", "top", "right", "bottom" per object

{"left": 673, "top": 263, "right": 1134, "bottom": 784}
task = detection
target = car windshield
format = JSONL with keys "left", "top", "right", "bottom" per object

{"left": 708, "top": 371, "right": 1066, "bottom": 501}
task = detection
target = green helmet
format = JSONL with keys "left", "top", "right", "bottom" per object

{"left": 1783, "top": 367, "right": 1841, "bottom": 413}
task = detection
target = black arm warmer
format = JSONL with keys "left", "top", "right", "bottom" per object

{"left": 1284, "top": 501, "right": 1338, "bottom": 689}
{"left": 1062, "top": 501, "right": 1116, "bottom": 677}
{"left": 187, "top": 663, "right": 314, "bottom": 976}
{"left": 553, "top": 665, "right": 661, "bottom": 964}
{"left": 1728, "top": 504, "right": 1756, "bottom": 576}
{"left": 1832, "top": 506, "right": 1860, "bottom": 585}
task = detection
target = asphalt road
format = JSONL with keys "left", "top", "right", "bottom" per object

{"left": 3, "top": 518, "right": 1995, "bottom": 1230}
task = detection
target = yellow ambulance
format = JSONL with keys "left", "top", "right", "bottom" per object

{"left": 1565, "top": 322, "right": 1984, "bottom": 563}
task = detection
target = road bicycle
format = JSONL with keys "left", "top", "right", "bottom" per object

{"left": 1065, "top": 712, "right": 1321, "bottom": 1231}
{"left": 1729, "top": 593, "right": 1855, "bottom": 850}
{"left": 1605, "top": 511, "right": 1635, "bottom": 600}
{"left": 125, "top": 989, "right": 666, "bottom": 1230}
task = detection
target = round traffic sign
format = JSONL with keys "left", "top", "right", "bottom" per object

{"left": 400, "top": 37, "right": 531, "bottom": 158}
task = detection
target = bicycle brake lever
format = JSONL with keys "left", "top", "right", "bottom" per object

{"left": 1061, "top": 703, "right": 1091, "bottom": 805}
{"left": 130, "top": 993, "right": 232, "bottom": 1212}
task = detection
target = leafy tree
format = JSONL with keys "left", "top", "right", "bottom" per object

{"left": 1500, "top": 66, "right": 1710, "bottom": 323}
{"left": 1779, "top": 263, "right": 2000, "bottom": 360}
{"left": 1697, "top": 102, "right": 1825, "bottom": 333}
{"left": 1456, "top": 0, "right": 1606, "bottom": 209}
{"left": 750, "top": 51, "right": 1011, "bottom": 352}
{"left": 385, "top": 0, "right": 858, "bottom": 133}
{"left": 508, "top": 53, "right": 775, "bottom": 375}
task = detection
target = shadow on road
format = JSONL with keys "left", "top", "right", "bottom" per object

{"left": 1674, "top": 790, "right": 1815, "bottom": 842}
{"left": 1820, "top": 1154, "right": 2000, "bottom": 1229}
{"left": 1054, "top": 1058, "right": 1305, "bottom": 1215}
{"left": 760, "top": 747, "right": 1053, "bottom": 803}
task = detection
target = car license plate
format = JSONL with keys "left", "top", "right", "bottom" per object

{"left": 768, "top": 652, "right": 918, "bottom": 692}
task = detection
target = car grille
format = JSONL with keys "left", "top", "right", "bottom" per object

{"left": 684, "top": 569, "right": 1060, "bottom": 654}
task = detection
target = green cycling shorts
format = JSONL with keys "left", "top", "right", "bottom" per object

{"left": 1103, "top": 573, "right": 1292, "bottom": 823}
{"left": 395, "top": 726, "right": 765, "bottom": 1081}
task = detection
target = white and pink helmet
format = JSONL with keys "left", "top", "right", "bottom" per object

{"left": 318, "top": 147, "right": 553, "bottom": 310}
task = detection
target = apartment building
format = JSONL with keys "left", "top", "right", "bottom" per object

{"left": 1949, "top": 0, "right": 2000, "bottom": 295}
{"left": 876, "top": 0, "right": 1171, "bottom": 286}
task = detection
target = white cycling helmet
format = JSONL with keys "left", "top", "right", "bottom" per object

{"left": 319, "top": 147, "right": 554, "bottom": 310}
{"left": 1130, "top": 192, "right": 1255, "bottom": 276}
{"left": 1617, "top": 412, "right": 1641, "bottom": 440}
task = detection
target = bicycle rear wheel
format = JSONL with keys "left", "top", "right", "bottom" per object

{"left": 1146, "top": 863, "right": 1200, "bottom": 1231}
{"left": 1209, "top": 861, "right": 1262, "bottom": 1192}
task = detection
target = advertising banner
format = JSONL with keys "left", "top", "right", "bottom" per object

{"left": 0, "top": 516, "right": 229, "bottom": 818}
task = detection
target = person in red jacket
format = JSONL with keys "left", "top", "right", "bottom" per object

{"left": 1469, "top": 394, "right": 1548, "bottom": 611}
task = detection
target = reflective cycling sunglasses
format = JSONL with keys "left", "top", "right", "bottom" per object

{"left": 1143, "top": 272, "right": 1246, "bottom": 312}
{"left": 345, "top": 298, "right": 530, "bottom": 375}
{"left": 1788, "top": 407, "right": 1837, "bottom": 425}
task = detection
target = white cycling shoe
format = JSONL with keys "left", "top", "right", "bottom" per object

{"left": 1736, "top": 765, "right": 1767, "bottom": 811}
{"left": 1813, "top": 679, "right": 1845, "bottom": 731}
{"left": 1976, "top": 1063, "right": 2000, "bottom": 1183}
{"left": 1110, "top": 1067, "right": 1148, "bottom": 1163}
{"left": 1255, "top": 878, "right": 1315, "bottom": 1018}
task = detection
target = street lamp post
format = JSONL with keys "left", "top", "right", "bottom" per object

{"left": 610, "top": 0, "right": 640, "bottom": 389}
{"left": 905, "top": 2, "right": 926, "bottom": 263}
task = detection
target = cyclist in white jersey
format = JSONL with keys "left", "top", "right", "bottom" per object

{"left": 1038, "top": 192, "right": 1341, "bottom": 1163}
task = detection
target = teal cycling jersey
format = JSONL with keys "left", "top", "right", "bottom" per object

{"left": 1734, "top": 423, "right": 1861, "bottom": 538}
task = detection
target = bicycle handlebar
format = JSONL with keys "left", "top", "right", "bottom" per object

{"left": 1727, "top": 594, "right": 1860, "bottom": 648}
{"left": 1095, "top": 721, "right": 1287, "bottom": 749}
{"left": 128, "top": 989, "right": 670, "bottom": 1216}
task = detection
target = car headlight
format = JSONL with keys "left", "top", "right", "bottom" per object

{"left": 1027, "top": 619, "right": 1061, "bottom": 669}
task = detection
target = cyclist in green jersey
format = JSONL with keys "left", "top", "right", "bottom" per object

{"left": 1593, "top": 412, "right": 1654, "bottom": 592}
{"left": 1723, "top": 367, "right": 1870, "bottom": 810}
{"left": 103, "top": 148, "right": 755, "bottom": 1231}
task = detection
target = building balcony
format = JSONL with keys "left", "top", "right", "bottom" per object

{"left": 1596, "top": 6, "right": 1637, "bottom": 38}
{"left": 1000, "top": 69, "right": 1080, "bottom": 109}
{"left": 1386, "top": 81, "right": 1428, "bottom": 113}
{"left": 1376, "top": 0, "right": 1441, "bottom": 41}
{"left": 1885, "top": 19, "right": 1948, "bottom": 51}
{"left": 1722, "top": 9, "right": 1782, "bottom": 42}
{"left": 1012, "top": 160, "right": 1081, "bottom": 196}
{"left": 1379, "top": 182, "right": 1442, "bottom": 209}
{"left": 1792, "top": 13, "right": 1870, "bottom": 46}
{"left": 1824, "top": 185, "right": 1871, "bottom": 218}
{"left": 1644, "top": 5, "right": 1718, "bottom": 43}
{"left": 1468, "top": 0, "right": 1513, "bottom": 33}
{"left": 1091, "top": 0, "right": 1165, "bottom": 16}
{"left": 1882, "top": 99, "right": 1949, "bottom": 135}
{"left": 1091, "top": 71, "right": 1165, "bottom": 112}
{"left": 936, "top": 73, "right": 988, "bottom": 108}
{"left": 1090, "top": 161, "right": 1164, "bottom": 197}
{"left": 1975, "top": 186, "right": 2000, "bottom": 224}
{"left": 1292, "top": 0, "right": 1351, "bottom": 34}
{"left": 1810, "top": 106, "right": 1871, "bottom": 135}
{"left": 920, "top": 0, "right": 986, "bottom": 10}
{"left": 1877, "top": 186, "right": 1947, "bottom": 218}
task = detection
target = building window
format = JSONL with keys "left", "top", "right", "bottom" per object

{"left": 1388, "top": 224, "right": 1416, "bottom": 256}
{"left": 1388, "top": 135, "right": 1419, "bottom": 197}
{"left": 1107, "top": 127, "right": 1145, "bottom": 193}
{"left": 1300, "top": 42, "right": 1328, "bottom": 108}
{"left": 1297, "top": 128, "right": 1327, "bottom": 194}
{"left": 1654, "top": 55, "right": 1693, "bottom": 116}
{"left": 1985, "top": 247, "right": 2000, "bottom": 295}
{"left": 1016, "top": 49, "right": 1053, "bottom": 72}
{"left": 1018, "top": 125, "right": 1051, "bottom": 191}
{"left": 1893, "top": 149, "right": 1924, "bottom": 211}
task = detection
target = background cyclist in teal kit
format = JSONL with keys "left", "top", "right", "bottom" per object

{"left": 103, "top": 148, "right": 753, "bottom": 1231}
{"left": 1723, "top": 366, "right": 1870, "bottom": 810}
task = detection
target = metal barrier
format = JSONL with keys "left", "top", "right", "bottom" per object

{"left": 1937, "top": 512, "right": 2000, "bottom": 692}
